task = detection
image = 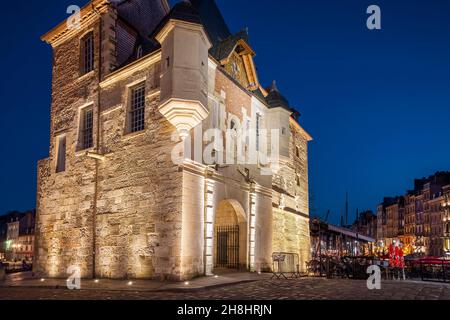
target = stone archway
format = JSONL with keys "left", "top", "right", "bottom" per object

{"left": 214, "top": 200, "right": 248, "bottom": 271}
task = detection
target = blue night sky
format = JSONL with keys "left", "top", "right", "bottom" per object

{"left": 0, "top": 0, "right": 449, "bottom": 225}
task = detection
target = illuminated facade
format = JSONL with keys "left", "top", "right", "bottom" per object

{"left": 377, "top": 172, "right": 450, "bottom": 257}
{"left": 0, "top": 211, "right": 35, "bottom": 262}
{"left": 35, "top": 0, "right": 312, "bottom": 280}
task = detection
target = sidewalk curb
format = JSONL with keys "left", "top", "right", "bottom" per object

{"left": 0, "top": 279, "right": 259, "bottom": 293}
{"left": 153, "top": 280, "right": 257, "bottom": 293}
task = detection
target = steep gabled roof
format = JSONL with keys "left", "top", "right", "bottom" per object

{"left": 189, "top": 0, "right": 231, "bottom": 46}
{"left": 209, "top": 29, "right": 252, "bottom": 62}
{"left": 111, "top": 0, "right": 170, "bottom": 37}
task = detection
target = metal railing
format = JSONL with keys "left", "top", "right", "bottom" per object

{"left": 307, "top": 256, "right": 381, "bottom": 280}
{"left": 419, "top": 261, "right": 450, "bottom": 283}
{"left": 271, "top": 252, "right": 303, "bottom": 279}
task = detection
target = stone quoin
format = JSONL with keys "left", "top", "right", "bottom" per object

{"left": 35, "top": 0, "right": 312, "bottom": 281}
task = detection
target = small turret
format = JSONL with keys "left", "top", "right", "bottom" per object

{"left": 266, "top": 81, "right": 290, "bottom": 110}
{"left": 265, "top": 81, "right": 293, "bottom": 159}
{"left": 154, "top": 1, "right": 212, "bottom": 139}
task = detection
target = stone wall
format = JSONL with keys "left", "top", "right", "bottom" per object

{"left": 36, "top": 16, "right": 184, "bottom": 279}
{"left": 35, "top": 19, "right": 102, "bottom": 278}
{"left": 271, "top": 120, "right": 311, "bottom": 270}
{"left": 179, "top": 168, "right": 205, "bottom": 280}
{"left": 95, "top": 60, "right": 183, "bottom": 280}
{"left": 36, "top": 5, "right": 312, "bottom": 280}
{"left": 291, "top": 121, "right": 310, "bottom": 215}
{"left": 272, "top": 208, "right": 310, "bottom": 271}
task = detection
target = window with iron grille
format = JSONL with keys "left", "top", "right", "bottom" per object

{"left": 129, "top": 84, "right": 146, "bottom": 133}
{"left": 80, "top": 107, "right": 94, "bottom": 150}
{"left": 81, "top": 33, "right": 94, "bottom": 75}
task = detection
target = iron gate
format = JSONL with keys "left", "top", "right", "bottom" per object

{"left": 215, "top": 225, "right": 240, "bottom": 269}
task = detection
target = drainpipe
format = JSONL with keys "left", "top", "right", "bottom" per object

{"left": 91, "top": 3, "right": 103, "bottom": 279}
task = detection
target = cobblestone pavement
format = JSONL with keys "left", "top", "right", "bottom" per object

{"left": 1, "top": 278, "right": 450, "bottom": 300}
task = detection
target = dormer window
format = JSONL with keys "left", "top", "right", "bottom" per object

{"left": 80, "top": 32, "right": 94, "bottom": 75}
{"left": 137, "top": 45, "right": 143, "bottom": 59}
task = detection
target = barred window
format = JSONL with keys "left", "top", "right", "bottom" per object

{"left": 80, "top": 107, "right": 94, "bottom": 150}
{"left": 129, "top": 85, "right": 146, "bottom": 133}
{"left": 81, "top": 32, "right": 94, "bottom": 75}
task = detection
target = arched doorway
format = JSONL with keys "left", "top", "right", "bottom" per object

{"left": 214, "top": 200, "right": 247, "bottom": 271}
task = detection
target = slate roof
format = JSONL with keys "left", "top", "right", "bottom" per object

{"left": 150, "top": 0, "right": 203, "bottom": 39}
{"left": 209, "top": 29, "right": 249, "bottom": 62}
{"left": 112, "top": 1, "right": 298, "bottom": 118}
{"left": 265, "top": 81, "right": 290, "bottom": 109}
{"left": 265, "top": 81, "right": 300, "bottom": 117}
{"left": 189, "top": 0, "right": 231, "bottom": 46}
{"left": 251, "top": 88, "right": 267, "bottom": 102}
{"left": 118, "top": 34, "right": 161, "bottom": 69}
{"left": 110, "top": 0, "right": 168, "bottom": 68}
{"left": 116, "top": 0, "right": 249, "bottom": 67}
{"left": 150, "top": 0, "right": 247, "bottom": 63}
{"left": 111, "top": 0, "right": 169, "bottom": 37}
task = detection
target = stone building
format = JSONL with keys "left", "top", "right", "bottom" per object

{"left": 35, "top": 0, "right": 312, "bottom": 280}
{"left": 16, "top": 212, "right": 36, "bottom": 262}
{"left": 404, "top": 191, "right": 416, "bottom": 252}
{"left": 0, "top": 210, "right": 36, "bottom": 262}
{"left": 351, "top": 210, "right": 377, "bottom": 240}
{"left": 443, "top": 185, "right": 450, "bottom": 255}
{"left": 376, "top": 197, "right": 396, "bottom": 245}
{"left": 377, "top": 172, "right": 450, "bottom": 256}
{"left": 386, "top": 197, "right": 405, "bottom": 244}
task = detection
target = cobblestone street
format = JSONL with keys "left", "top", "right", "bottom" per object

{"left": 1, "top": 278, "right": 450, "bottom": 300}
